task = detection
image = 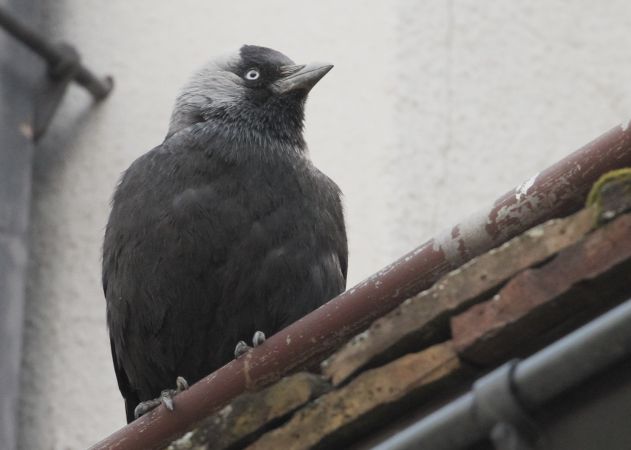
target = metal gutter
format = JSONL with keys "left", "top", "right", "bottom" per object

{"left": 372, "top": 298, "right": 631, "bottom": 450}
{"left": 90, "top": 123, "right": 631, "bottom": 450}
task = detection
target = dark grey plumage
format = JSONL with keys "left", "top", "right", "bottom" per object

{"left": 102, "top": 45, "right": 347, "bottom": 423}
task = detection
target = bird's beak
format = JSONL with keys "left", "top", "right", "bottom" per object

{"left": 271, "top": 62, "right": 333, "bottom": 95}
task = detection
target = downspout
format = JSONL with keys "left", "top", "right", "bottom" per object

{"left": 0, "top": 4, "right": 112, "bottom": 449}
{"left": 0, "top": 2, "right": 39, "bottom": 450}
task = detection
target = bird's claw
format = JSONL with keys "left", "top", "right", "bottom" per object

{"left": 133, "top": 376, "right": 189, "bottom": 419}
{"left": 175, "top": 376, "right": 189, "bottom": 391}
{"left": 234, "top": 331, "right": 266, "bottom": 359}
{"left": 253, "top": 330, "right": 266, "bottom": 347}
{"left": 134, "top": 398, "right": 161, "bottom": 419}
{"left": 234, "top": 340, "right": 250, "bottom": 358}
{"left": 161, "top": 390, "right": 174, "bottom": 411}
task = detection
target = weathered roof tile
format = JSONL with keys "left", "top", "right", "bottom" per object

{"left": 452, "top": 212, "right": 631, "bottom": 366}
{"left": 248, "top": 342, "right": 460, "bottom": 450}
{"left": 322, "top": 207, "right": 596, "bottom": 386}
{"left": 167, "top": 373, "right": 329, "bottom": 450}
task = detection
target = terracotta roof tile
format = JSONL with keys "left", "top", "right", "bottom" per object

{"left": 322, "top": 206, "right": 596, "bottom": 386}
{"left": 248, "top": 342, "right": 461, "bottom": 450}
{"left": 452, "top": 212, "right": 631, "bottom": 366}
{"left": 168, "top": 373, "right": 329, "bottom": 450}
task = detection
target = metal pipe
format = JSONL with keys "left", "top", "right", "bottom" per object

{"left": 0, "top": 6, "right": 112, "bottom": 99}
{"left": 514, "top": 297, "right": 631, "bottom": 409}
{"left": 372, "top": 298, "right": 631, "bottom": 450}
{"left": 377, "top": 394, "right": 480, "bottom": 450}
{"left": 90, "top": 123, "right": 631, "bottom": 450}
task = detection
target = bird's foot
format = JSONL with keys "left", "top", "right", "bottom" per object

{"left": 134, "top": 376, "right": 189, "bottom": 419}
{"left": 253, "top": 330, "right": 266, "bottom": 346}
{"left": 234, "top": 331, "right": 266, "bottom": 358}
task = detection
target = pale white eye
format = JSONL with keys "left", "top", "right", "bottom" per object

{"left": 245, "top": 69, "right": 260, "bottom": 80}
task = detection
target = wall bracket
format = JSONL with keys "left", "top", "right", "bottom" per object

{"left": 0, "top": 6, "right": 113, "bottom": 140}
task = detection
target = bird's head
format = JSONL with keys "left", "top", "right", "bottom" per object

{"left": 167, "top": 45, "right": 333, "bottom": 149}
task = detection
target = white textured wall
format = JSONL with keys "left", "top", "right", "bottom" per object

{"left": 18, "top": 1, "right": 631, "bottom": 448}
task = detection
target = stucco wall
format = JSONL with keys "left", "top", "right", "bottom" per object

{"left": 17, "top": 1, "right": 631, "bottom": 448}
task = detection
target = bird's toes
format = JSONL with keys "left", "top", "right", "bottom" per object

{"left": 234, "top": 332, "right": 265, "bottom": 358}
{"left": 252, "top": 330, "right": 266, "bottom": 347}
{"left": 134, "top": 398, "right": 161, "bottom": 419}
{"left": 175, "top": 376, "right": 189, "bottom": 392}
{"left": 234, "top": 340, "right": 250, "bottom": 358}
{"left": 134, "top": 376, "right": 188, "bottom": 418}
{"left": 161, "top": 389, "right": 175, "bottom": 411}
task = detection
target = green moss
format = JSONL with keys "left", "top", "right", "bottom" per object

{"left": 586, "top": 167, "right": 631, "bottom": 223}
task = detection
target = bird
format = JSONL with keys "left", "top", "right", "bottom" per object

{"left": 102, "top": 45, "right": 348, "bottom": 423}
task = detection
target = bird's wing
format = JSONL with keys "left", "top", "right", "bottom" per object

{"left": 103, "top": 270, "right": 140, "bottom": 422}
{"left": 320, "top": 170, "right": 348, "bottom": 284}
{"left": 103, "top": 143, "right": 236, "bottom": 404}
{"left": 110, "top": 337, "right": 139, "bottom": 423}
{"left": 335, "top": 200, "right": 348, "bottom": 283}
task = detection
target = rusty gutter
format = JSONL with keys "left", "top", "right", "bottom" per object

{"left": 90, "top": 122, "right": 631, "bottom": 450}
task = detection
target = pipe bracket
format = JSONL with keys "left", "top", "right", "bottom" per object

{"left": 472, "top": 360, "right": 540, "bottom": 450}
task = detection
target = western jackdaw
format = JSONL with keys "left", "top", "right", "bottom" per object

{"left": 102, "top": 45, "right": 348, "bottom": 423}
